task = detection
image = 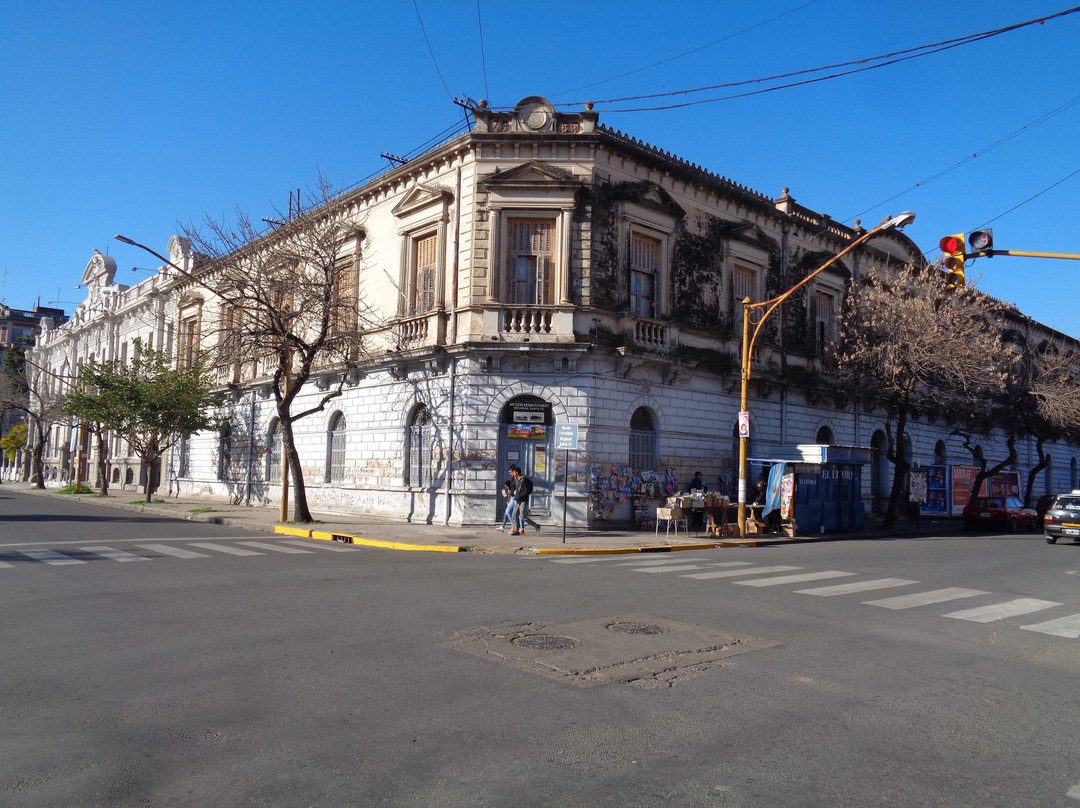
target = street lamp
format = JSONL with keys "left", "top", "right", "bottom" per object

{"left": 736, "top": 211, "right": 916, "bottom": 537}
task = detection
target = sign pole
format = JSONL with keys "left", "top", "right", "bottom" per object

{"left": 562, "top": 449, "right": 569, "bottom": 544}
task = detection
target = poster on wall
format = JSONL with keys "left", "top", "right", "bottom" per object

{"left": 951, "top": 466, "right": 981, "bottom": 515}
{"left": 921, "top": 465, "right": 948, "bottom": 515}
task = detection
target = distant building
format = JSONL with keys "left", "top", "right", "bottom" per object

{"left": 0, "top": 303, "right": 67, "bottom": 351}
{"left": 1, "top": 303, "right": 68, "bottom": 479}
{"left": 25, "top": 97, "right": 1080, "bottom": 522}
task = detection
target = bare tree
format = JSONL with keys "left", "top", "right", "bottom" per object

{"left": 181, "top": 174, "right": 376, "bottom": 523}
{"left": 1, "top": 348, "right": 70, "bottom": 488}
{"left": 830, "top": 264, "right": 1007, "bottom": 528}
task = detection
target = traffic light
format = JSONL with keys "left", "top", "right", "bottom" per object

{"left": 969, "top": 229, "right": 993, "bottom": 253}
{"left": 939, "top": 233, "right": 966, "bottom": 287}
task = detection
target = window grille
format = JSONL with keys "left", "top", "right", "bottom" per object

{"left": 629, "top": 407, "right": 657, "bottom": 472}
{"left": 328, "top": 413, "right": 346, "bottom": 483}
{"left": 407, "top": 406, "right": 433, "bottom": 488}
{"left": 217, "top": 426, "right": 232, "bottom": 481}
{"left": 268, "top": 421, "right": 282, "bottom": 483}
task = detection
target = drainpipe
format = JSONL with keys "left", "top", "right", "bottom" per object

{"left": 445, "top": 166, "right": 461, "bottom": 526}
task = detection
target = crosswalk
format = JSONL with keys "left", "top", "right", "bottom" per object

{"left": 547, "top": 555, "right": 1080, "bottom": 640}
{"left": 0, "top": 538, "right": 359, "bottom": 568}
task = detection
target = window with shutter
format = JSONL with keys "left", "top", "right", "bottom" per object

{"left": 630, "top": 233, "right": 658, "bottom": 318}
{"left": 506, "top": 218, "right": 555, "bottom": 304}
{"left": 814, "top": 292, "right": 835, "bottom": 354}
{"left": 413, "top": 234, "right": 437, "bottom": 314}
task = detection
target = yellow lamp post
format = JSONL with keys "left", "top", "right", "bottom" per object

{"left": 736, "top": 211, "right": 916, "bottom": 537}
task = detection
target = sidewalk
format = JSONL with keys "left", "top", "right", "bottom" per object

{"left": 10, "top": 482, "right": 959, "bottom": 555}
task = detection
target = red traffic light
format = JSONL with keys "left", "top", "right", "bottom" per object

{"left": 939, "top": 234, "right": 964, "bottom": 253}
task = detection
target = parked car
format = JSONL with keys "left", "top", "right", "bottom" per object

{"left": 962, "top": 496, "right": 1039, "bottom": 532}
{"left": 1043, "top": 492, "right": 1080, "bottom": 544}
{"left": 1036, "top": 493, "right": 1056, "bottom": 522}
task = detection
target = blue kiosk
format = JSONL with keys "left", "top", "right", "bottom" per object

{"left": 748, "top": 444, "right": 872, "bottom": 534}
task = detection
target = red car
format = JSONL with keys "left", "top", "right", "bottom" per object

{"left": 962, "top": 496, "right": 1039, "bottom": 532}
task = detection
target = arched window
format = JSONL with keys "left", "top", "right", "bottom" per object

{"left": 629, "top": 407, "right": 657, "bottom": 472}
{"left": 268, "top": 420, "right": 282, "bottom": 483}
{"left": 217, "top": 425, "right": 232, "bottom": 481}
{"left": 407, "top": 405, "right": 433, "bottom": 488}
{"left": 815, "top": 425, "right": 834, "bottom": 444}
{"left": 934, "top": 440, "right": 947, "bottom": 466}
{"left": 178, "top": 435, "right": 190, "bottom": 478}
{"left": 327, "top": 412, "right": 346, "bottom": 484}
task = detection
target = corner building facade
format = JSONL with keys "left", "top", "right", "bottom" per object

{"left": 29, "top": 97, "right": 1078, "bottom": 526}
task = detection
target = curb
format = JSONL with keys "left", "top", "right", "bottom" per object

{"left": 274, "top": 525, "right": 467, "bottom": 553}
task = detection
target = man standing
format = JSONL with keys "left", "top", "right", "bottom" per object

{"left": 509, "top": 466, "right": 540, "bottom": 535}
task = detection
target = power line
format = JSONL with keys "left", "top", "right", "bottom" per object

{"left": 531, "top": 6, "right": 1080, "bottom": 114}
{"left": 476, "top": 0, "right": 490, "bottom": 101}
{"left": 412, "top": 0, "right": 453, "bottom": 99}
{"left": 976, "top": 167, "right": 1080, "bottom": 231}
{"left": 846, "top": 92, "right": 1080, "bottom": 223}
{"left": 551, "top": 0, "right": 821, "bottom": 99}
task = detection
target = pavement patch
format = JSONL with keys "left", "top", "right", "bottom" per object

{"left": 442, "top": 615, "right": 776, "bottom": 688}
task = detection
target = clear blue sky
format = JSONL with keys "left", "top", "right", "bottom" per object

{"left": 3, "top": 1, "right": 1079, "bottom": 336}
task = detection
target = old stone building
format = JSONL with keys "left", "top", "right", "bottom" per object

{"left": 26, "top": 96, "right": 1078, "bottom": 526}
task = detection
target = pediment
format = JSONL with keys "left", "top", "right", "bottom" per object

{"left": 481, "top": 161, "right": 582, "bottom": 191}
{"left": 81, "top": 249, "right": 117, "bottom": 288}
{"left": 635, "top": 183, "right": 686, "bottom": 220}
{"left": 392, "top": 183, "right": 452, "bottom": 218}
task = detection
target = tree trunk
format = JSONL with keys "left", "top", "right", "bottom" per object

{"left": 280, "top": 417, "right": 312, "bottom": 523}
{"left": 969, "top": 434, "right": 1017, "bottom": 503}
{"left": 883, "top": 405, "right": 910, "bottom": 530}
{"left": 1023, "top": 435, "right": 1048, "bottom": 508}
{"left": 32, "top": 422, "right": 47, "bottom": 489}
{"left": 96, "top": 430, "right": 110, "bottom": 497}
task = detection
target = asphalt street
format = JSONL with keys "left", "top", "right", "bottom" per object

{"left": 2, "top": 487, "right": 1079, "bottom": 807}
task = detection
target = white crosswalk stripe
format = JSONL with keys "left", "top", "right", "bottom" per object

{"left": 238, "top": 541, "right": 314, "bottom": 554}
{"left": 632, "top": 564, "right": 711, "bottom": 573}
{"left": 865, "top": 587, "right": 989, "bottom": 610}
{"left": 735, "top": 570, "right": 856, "bottom": 587}
{"left": 0, "top": 560, "right": 12, "bottom": 568}
{"left": 20, "top": 548, "right": 85, "bottom": 566}
{"left": 681, "top": 565, "right": 802, "bottom": 580}
{"left": 135, "top": 543, "right": 212, "bottom": 559}
{"left": 1019, "top": 614, "right": 1080, "bottom": 638}
{"left": 279, "top": 539, "right": 357, "bottom": 552}
{"left": 616, "top": 557, "right": 715, "bottom": 566}
{"left": 944, "top": 598, "right": 1061, "bottom": 623}
{"left": 546, "top": 554, "right": 1080, "bottom": 640}
{"left": 186, "top": 542, "right": 263, "bottom": 556}
{"left": 796, "top": 578, "right": 919, "bottom": 597}
{"left": 81, "top": 546, "right": 150, "bottom": 563}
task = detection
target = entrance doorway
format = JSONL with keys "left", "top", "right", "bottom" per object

{"left": 496, "top": 395, "right": 554, "bottom": 521}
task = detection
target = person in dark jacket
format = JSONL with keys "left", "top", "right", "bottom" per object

{"left": 509, "top": 466, "right": 540, "bottom": 534}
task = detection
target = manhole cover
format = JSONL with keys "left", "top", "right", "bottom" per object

{"left": 511, "top": 633, "right": 580, "bottom": 651}
{"left": 607, "top": 621, "right": 668, "bottom": 635}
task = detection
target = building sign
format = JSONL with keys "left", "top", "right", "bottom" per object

{"left": 554, "top": 424, "right": 579, "bottom": 450}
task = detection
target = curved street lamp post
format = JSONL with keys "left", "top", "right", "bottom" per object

{"left": 736, "top": 211, "right": 916, "bottom": 537}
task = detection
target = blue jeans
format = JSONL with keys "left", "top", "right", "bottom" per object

{"left": 512, "top": 500, "right": 537, "bottom": 531}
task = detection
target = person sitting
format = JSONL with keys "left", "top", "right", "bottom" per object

{"left": 688, "top": 471, "right": 705, "bottom": 493}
